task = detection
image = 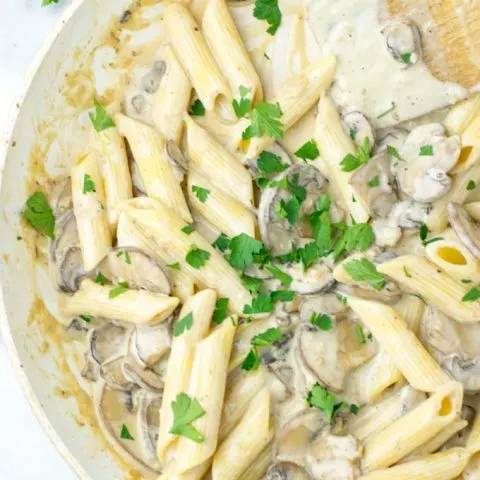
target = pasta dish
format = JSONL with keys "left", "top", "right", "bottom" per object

{"left": 19, "top": 0, "right": 480, "bottom": 478}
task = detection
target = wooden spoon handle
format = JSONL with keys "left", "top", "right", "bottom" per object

{"left": 387, "top": 0, "right": 480, "bottom": 89}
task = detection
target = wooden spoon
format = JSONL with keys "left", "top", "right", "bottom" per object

{"left": 385, "top": 0, "right": 480, "bottom": 89}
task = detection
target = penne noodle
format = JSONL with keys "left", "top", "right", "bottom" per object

{"left": 63, "top": 278, "right": 179, "bottom": 325}
{"left": 362, "top": 381, "right": 463, "bottom": 471}
{"left": 378, "top": 255, "right": 480, "bottom": 324}
{"left": 237, "top": 444, "right": 273, "bottom": 480}
{"left": 315, "top": 95, "right": 370, "bottom": 223}
{"left": 152, "top": 44, "right": 192, "bottom": 144}
{"left": 156, "top": 289, "right": 217, "bottom": 462}
{"left": 247, "top": 56, "right": 337, "bottom": 157}
{"left": 452, "top": 112, "right": 480, "bottom": 173}
{"left": 164, "top": 2, "right": 231, "bottom": 111}
{"left": 347, "top": 296, "right": 451, "bottom": 392}
{"left": 202, "top": 0, "right": 263, "bottom": 103}
{"left": 465, "top": 201, "right": 480, "bottom": 221}
{"left": 71, "top": 153, "right": 112, "bottom": 270}
{"left": 444, "top": 94, "right": 480, "bottom": 136}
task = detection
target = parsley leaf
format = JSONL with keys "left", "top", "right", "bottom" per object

{"left": 42, "top": 0, "right": 60, "bottom": 5}
{"left": 340, "top": 137, "right": 371, "bottom": 172}
{"left": 252, "top": 327, "right": 282, "bottom": 346}
{"left": 212, "top": 298, "right": 229, "bottom": 325}
{"left": 182, "top": 225, "right": 194, "bottom": 235}
{"left": 242, "top": 102, "right": 284, "bottom": 140}
{"left": 95, "top": 271, "right": 106, "bottom": 285}
{"left": 343, "top": 258, "right": 385, "bottom": 290}
{"left": 116, "top": 250, "right": 132, "bottom": 264}
{"left": 298, "top": 243, "right": 320, "bottom": 270}
{"left": 306, "top": 383, "right": 337, "bottom": 422}
{"left": 233, "top": 85, "right": 252, "bottom": 118}
{"left": 257, "top": 151, "right": 288, "bottom": 174}
{"left": 242, "top": 348, "right": 261, "bottom": 371}
{"left": 420, "top": 223, "right": 429, "bottom": 241}
{"left": 228, "top": 233, "right": 264, "bottom": 270}
{"left": 277, "top": 197, "right": 301, "bottom": 225}
{"left": 310, "top": 313, "right": 333, "bottom": 331}
{"left": 109, "top": 281, "right": 129, "bottom": 299}
{"left": 377, "top": 102, "right": 396, "bottom": 119}
{"left": 120, "top": 424, "right": 134, "bottom": 440}
{"left": 401, "top": 52, "right": 412, "bottom": 64}
{"left": 354, "top": 324, "right": 366, "bottom": 344}
{"left": 387, "top": 145, "right": 402, "bottom": 161}
{"left": 189, "top": 99, "right": 205, "bottom": 116}
{"left": 295, "top": 139, "right": 320, "bottom": 161}
{"left": 89, "top": 99, "right": 115, "bottom": 132}
{"left": 169, "top": 393, "right": 205, "bottom": 443}
{"left": 79, "top": 314, "right": 93, "bottom": 323}
{"left": 241, "top": 274, "right": 263, "bottom": 295}
{"left": 186, "top": 245, "right": 210, "bottom": 269}
{"left": 266, "top": 265, "right": 292, "bottom": 287}
{"left": 462, "top": 287, "right": 480, "bottom": 302}
{"left": 22, "top": 192, "right": 56, "bottom": 240}
{"left": 270, "top": 290, "right": 296, "bottom": 303}
{"left": 253, "top": 0, "right": 282, "bottom": 35}
{"left": 243, "top": 294, "right": 273, "bottom": 315}
{"left": 333, "top": 223, "right": 375, "bottom": 260}
{"left": 420, "top": 145, "right": 434, "bottom": 156}
{"left": 367, "top": 175, "right": 380, "bottom": 188}
{"left": 173, "top": 312, "right": 194, "bottom": 336}
{"left": 467, "top": 180, "right": 477, "bottom": 191}
{"left": 168, "top": 262, "right": 181, "bottom": 270}
{"left": 213, "top": 232, "right": 230, "bottom": 252}
{"left": 83, "top": 174, "right": 96, "bottom": 194}
{"left": 191, "top": 185, "right": 210, "bottom": 203}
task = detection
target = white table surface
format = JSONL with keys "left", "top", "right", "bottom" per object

{"left": 0, "top": 2, "right": 76, "bottom": 479}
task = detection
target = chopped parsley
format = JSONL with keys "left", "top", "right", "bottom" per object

{"left": 212, "top": 298, "right": 229, "bottom": 325}
{"left": 233, "top": 85, "right": 252, "bottom": 118}
{"left": 467, "top": 180, "right": 477, "bottom": 191}
{"left": 42, "top": 0, "right": 60, "bottom": 5}
{"left": 213, "top": 232, "right": 230, "bottom": 252}
{"left": 276, "top": 197, "right": 301, "bottom": 225}
{"left": 387, "top": 145, "right": 402, "bottom": 161}
{"left": 367, "top": 175, "right": 380, "bottom": 188}
{"left": 168, "top": 262, "right": 181, "bottom": 270}
{"left": 461, "top": 278, "right": 473, "bottom": 284}
{"left": 242, "top": 102, "right": 284, "bottom": 140}
{"left": 242, "top": 327, "right": 283, "bottom": 371}
{"left": 173, "top": 312, "right": 194, "bottom": 336}
{"left": 116, "top": 250, "right": 132, "bottom": 265}
{"left": 228, "top": 233, "right": 264, "bottom": 270}
{"left": 243, "top": 294, "right": 274, "bottom": 315}
{"left": 253, "top": 0, "right": 282, "bottom": 35}
{"left": 89, "top": 99, "right": 115, "bottom": 132}
{"left": 401, "top": 52, "right": 412, "bottom": 64}
{"left": 169, "top": 393, "right": 205, "bottom": 443}
{"left": 295, "top": 139, "right": 320, "bottom": 161}
{"left": 333, "top": 223, "right": 375, "bottom": 260}
{"left": 310, "top": 312, "right": 333, "bottom": 331}
{"left": 109, "top": 281, "right": 129, "bottom": 299}
{"left": 270, "top": 290, "right": 295, "bottom": 303}
{"left": 404, "top": 266, "right": 412, "bottom": 278}
{"left": 343, "top": 258, "right": 385, "bottom": 290}
{"left": 340, "top": 137, "right": 371, "bottom": 172}
{"left": 420, "top": 145, "right": 434, "bottom": 156}
{"left": 191, "top": 185, "right": 210, "bottom": 203}
{"left": 257, "top": 151, "right": 288, "bottom": 174}
{"left": 22, "top": 192, "right": 55, "bottom": 240}
{"left": 181, "top": 225, "right": 195, "bottom": 235}
{"left": 354, "top": 324, "right": 366, "bottom": 344}
{"left": 266, "top": 265, "right": 292, "bottom": 287}
{"left": 79, "top": 314, "right": 93, "bottom": 323}
{"left": 462, "top": 287, "right": 480, "bottom": 302}
{"left": 83, "top": 174, "right": 96, "bottom": 194}
{"left": 189, "top": 99, "right": 205, "bottom": 116}
{"left": 186, "top": 245, "right": 210, "bottom": 269}
{"left": 241, "top": 274, "right": 263, "bottom": 295}
{"left": 377, "top": 102, "right": 396, "bottom": 119}
{"left": 95, "top": 271, "right": 106, "bottom": 286}
{"left": 306, "top": 383, "right": 355, "bottom": 423}
{"left": 120, "top": 424, "right": 134, "bottom": 440}
{"left": 419, "top": 224, "right": 443, "bottom": 246}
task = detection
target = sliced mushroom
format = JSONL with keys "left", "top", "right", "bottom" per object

{"left": 382, "top": 19, "right": 422, "bottom": 65}
{"left": 421, "top": 306, "right": 480, "bottom": 392}
{"left": 376, "top": 127, "right": 409, "bottom": 153}
{"left": 258, "top": 164, "right": 328, "bottom": 255}
{"left": 90, "top": 323, "right": 129, "bottom": 365}
{"left": 245, "top": 142, "right": 292, "bottom": 177}
{"left": 300, "top": 294, "right": 348, "bottom": 324}
{"left": 394, "top": 124, "right": 460, "bottom": 202}
{"left": 129, "top": 322, "right": 171, "bottom": 368}
{"left": 266, "top": 363, "right": 295, "bottom": 403}
{"left": 137, "top": 391, "right": 162, "bottom": 469}
{"left": 265, "top": 461, "right": 313, "bottom": 480}
{"left": 165, "top": 140, "right": 188, "bottom": 182}
{"left": 97, "top": 247, "right": 171, "bottom": 294}
{"left": 131, "top": 94, "right": 147, "bottom": 115}
{"left": 448, "top": 202, "right": 480, "bottom": 261}
{"left": 371, "top": 218, "right": 402, "bottom": 247}
{"left": 342, "top": 111, "right": 375, "bottom": 148}
{"left": 53, "top": 178, "right": 73, "bottom": 214}
{"left": 140, "top": 61, "right": 166, "bottom": 94}
{"left": 349, "top": 149, "right": 397, "bottom": 218}
{"left": 100, "top": 355, "right": 135, "bottom": 391}
{"left": 283, "top": 262, "right": 335, "bottom": 295}
{"left": 122, "top": 356, "right": 164, "bottom": 393}
{"left": 66, "top": 317, "right": 90, "bottom": 337}
{"left": 389, "top": 200, "right": 431, "bottom": 229}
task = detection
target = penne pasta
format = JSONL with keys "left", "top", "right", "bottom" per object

{"left": 377, "top": 255, "right": 480, "bottom": 324}
{"left": 71, "top": 153, "right": 112, "bottom": 270}
{"left": 444, "top": 94, "right": 480, "bottom": 136}
{"left": 63, "top": 278, "right": 179, "bottom": 325}
{"left": 237, "top": 444, "right": 273, "bottom": 480}
{"left": 452, "top": 112, "right": 480, "bottom": 173}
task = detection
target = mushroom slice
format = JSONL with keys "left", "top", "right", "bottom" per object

{"left": 296, "top": 320, "right": 376, "bottom": 392}
{"left": 137, "top": 391, "right": 162, "bottom": 469}
{"left": 258, "top": 164, "right": 328, "bottom": 255}
{"left": 448, "top": 203, "right": 480, "bottom": 261}
{"left": 140, "top": 60, "right": 166, "bottom": 94}
{"left": 283, "top": 262, "right": 335, "bottom": 295}
{"left": 90, "top": 322, "right": 129, "bottom": 365}
{"left": 421, "top": 306, "right": 480, "bottom": 392}
{"left": 342, "top": 111, "right": 375, "bottom": 148}
{"left": 389, "top": 200, "right": 431, "bottom": 229}
{"left": 300, "top": 294, "right": 348, "bottom": 324}
{"left": 100, "top": 355, "right": 135, "bottom": 391}
{"left": 122, "top": 356, "right": 164, "bottom": 393}
{"left": 165, "top": 140, "right": 188, "bottom": 182}
{"left": 97, "top": 247, "right": 171, "bottom": 294}
{"left": 129, "top": 322, "right": 171, "bottom": 368}
{"left": 382, "top": 19, "right": 422, "bottom": 65}
{"left": 95, "top": 384, "right": 161, "bottom": 475}
{"left": 245, "top": 142, "right": 292, "bottom": 177}
{"left": 53, "top": 178, "right": 73, "bottom": 213}
{"left": 376, "top": 127, "right": 409, "bottom": 153}
{"left": 349, "top": 149, "right": 397, "bottom": 218}
{"left": 265, "top": 461, "right": 313, "bottom": 480}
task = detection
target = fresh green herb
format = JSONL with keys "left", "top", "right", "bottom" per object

{"left": 257, "top": 151, "right": 288, "bottom": 174}
{"left": 242, "top": 102, "right": 284, "bottom": 140}
{"left": 423, "top": 236, "right": 444, "bottom": 247}
{"left": 168, "top": 262, "right": 181, "bottom": 270}
{"left": 189, "top": 99, "right": 205, "bottom": 116}
{"left": 116, "top": 250, "right": 132, "bottom": 265}
{"left": 42, "top": 0, "right": 61, "bottom": 5}
{"left": 298, "top": 242, "right": 320, "bottom": 270}
{"left": 109, "top": 281, "right": 129, "bottom": 299}
{"left": 337, "top": 294, "right": 348, "bottom": 305}
{"left": 99, "top": 201, "right": 105, "bottom": 210}
{"left": 306, "top": 383, "right": 337, "bottom": 422}
{"left": 340, "top": 137, "right": 371, "bottom": 172}
{"left": 79, "top": 314, "right": 93, "bottom": 323}
{"left": 213, "top": 232, "right": 230, "bottom": 252}
{"left": 169, "top": 393, "right": 205, "bottom": 443}
{"left": 354, "top": 324, "right": 366, "bottom": 344}
{"left": 420, "top": 145, "right": 434, "bottom": 156}
{"left": 270, "top": 290, "right": 296, "bottom": 303}
{"left": 95, "top": 271, "right": 106, "bottom": 286}
{"left": 377, "top": 102, "right": 396, "bottom": 119}
{"left": 242, "top": 348, "right": 261, "bottom": 371}
{"left": 401, "top": 52, "right": 412, "bottom": 64}
{"left": 89, "top": 99, "right": 115, "bottom": 132}
{"left": 467, "top": 180, "right": 477, "bottom": 191}
{"left": 462, "top": 287, "right": 480, "bottom": 302}
{"left": 404, "top": 266, "right": 412, "bottom": 278}
{"left": 253, "top": 0, "right": 282, "bottom": 35}
{"left": 349, "top": 128, "right": 357, "bottom": 140}
{"left": 367, "top": 333, "right": 373, "bottom": 341}
{"left": 266, "top": 265, "right": 292, "bottom": 287}
{"left": 387, "top": 145, "right": 402, "bottom": 161}
{"left": 343, "top": 258, "right": 385, "bottom": 290}
{"left": 333, "top": 223, "right": 375, "bottom": 260}
{"left": 243, "top": 294, "right": 274, "bottom": 315}
{"left": 295, "top": 139, "right": 320, "bottom": 161}
{"left": 461, "top": 278, "right": 473, "bottom": 284}
{"left": 186, "top": 245, "right": 210, "bottom": 269}
{"left": 242, "top": 327, "right": 283, "bottom": 371}
{"left": 350, "top": 404, "right": 360, "bottom": 415}
{"left": 256, "top": 176, "right": 270, "bottom": 189}
{"left": 241, "top": 274, "right": 263, "bottom": 295}
{"left": 212, "top": 298, "right": 229, "bottom": 325}
{"left": 22, "top": 192, "right": 56, "bottom": 240}
{"left": 420, "top": 224, "right": 429, "bottom": 242}
{"left": 120, "top": 424, "right": 134, "bottom": 440}
{"left": 310, "top": 210, "right": 332, "bottom": 256}
{"left": 16, "top": 236, "right": 22, "bottom": 241}
{"left": 233, "top": 85, "right": 252, "bottom": 118}
{"left": 191, "top": 185, "right": 210, "bottom": 203}
{"left": 83, "top": 174, "right": 96, "bottom": 194}
{"left": 181, "top": 225, "right": 195, "bottom": 235}
{"left": 173, "top": 312, "right": 194, "bottom": 336}
{"left": 367, "top": 175, "right": 380, "bottom": 188}
{"left": 228, "top": 233, "right": 264, "bottom": 270}
{"left": 264, "top": 52, "right": 271, "bottom": 60}
{"left": 310, "top": 313, "right": 333, "bottom": 331}
{"left": 276, "top": 197, "right": 301, "bottom": 225}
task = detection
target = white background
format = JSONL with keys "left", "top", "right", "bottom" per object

{"left": 0, "top": 1, "right": 76, "bottom": 478}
